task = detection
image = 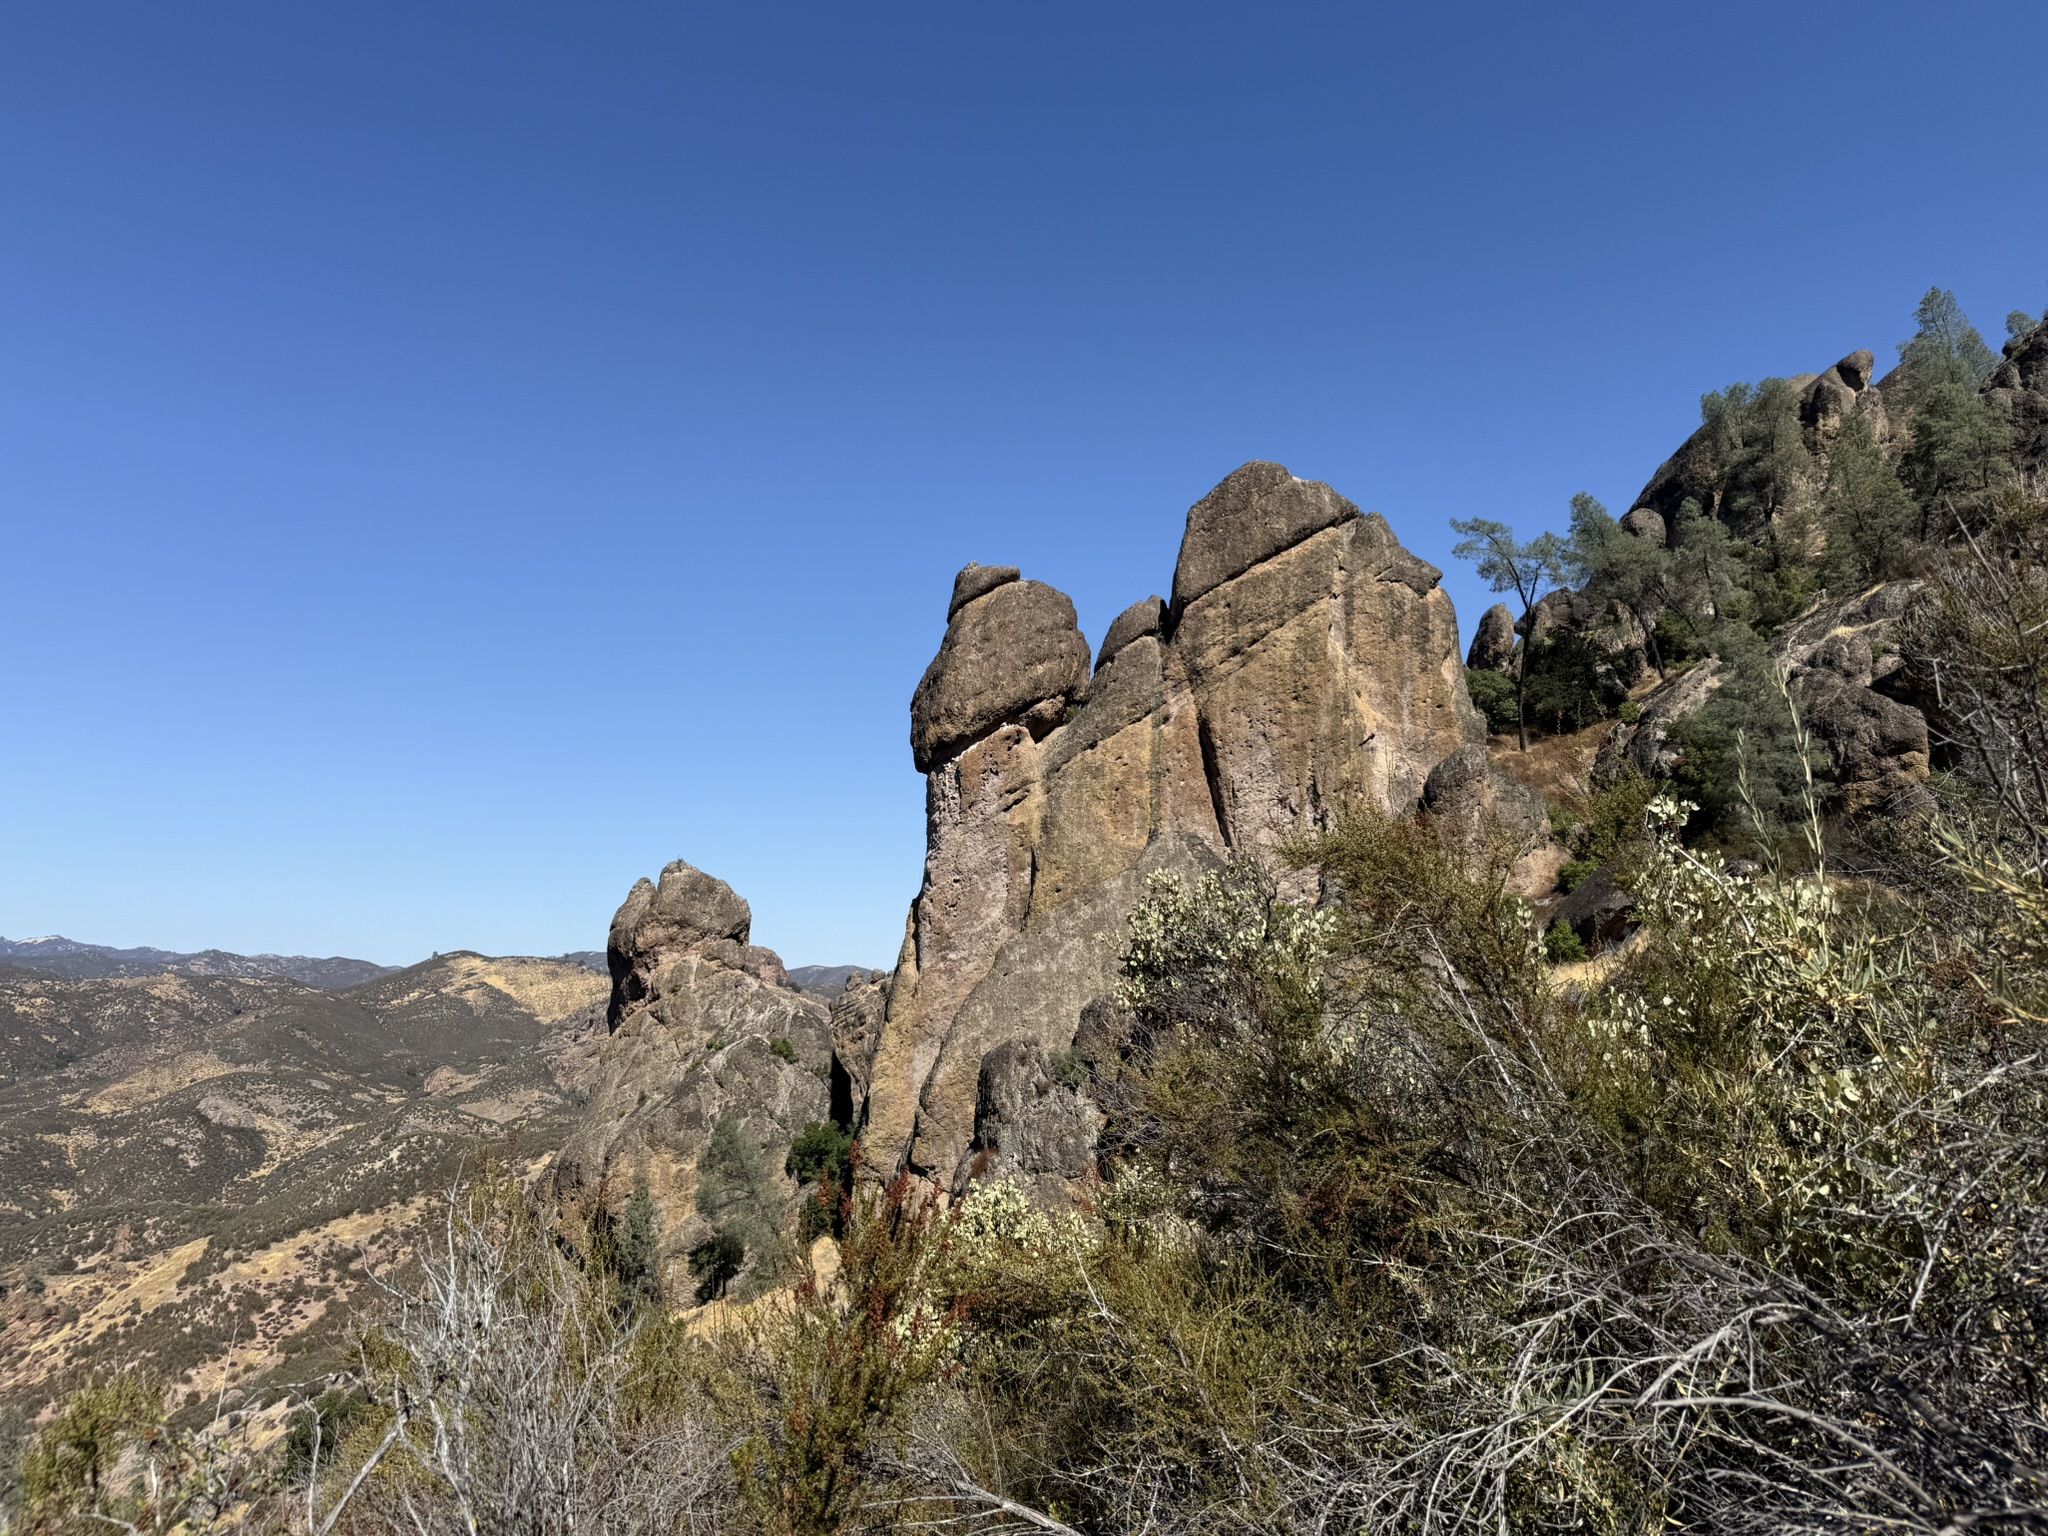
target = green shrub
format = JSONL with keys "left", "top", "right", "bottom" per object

{"left": 785, "top": 1121, "right": 853, "bottom": 1190}
{"left": 769, "top": 1037, "right": 798, "bottom": 1064}
{"left": 1463, "top": 665, "right": 1520, "bottom": 735}
{"left": 1543, "top": 918, "right": 1588, "bottom": 962}
{"left": 1048, "top": 1047, "right": 1090, "bottom": 1089}
{"left": 687, "top": 1231, "right": 744, "bottom": 1301}
{"left": 1556, "top": 858, "right": 1597, "bottom": 893}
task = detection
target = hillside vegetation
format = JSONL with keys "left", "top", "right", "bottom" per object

{"left": 10, "top": 293, "right": 2048, "bottom": 1535}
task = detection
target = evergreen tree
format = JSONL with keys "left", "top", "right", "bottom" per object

{"left": 618, "top": 1177, "right": 662, "bottom": 1302}
{"left": 1899, "top": 286, "right": 1999, "bottom": 388}
{"left": 1818, "top": 407, "right": 1918, "bottom": 588}
{"left": 1697, "top": 378, "right": 1813, "bottom": 538}
{"left": 1662, "top": 501, "right": 1747, "bottom": 656}
{"left": 1565, "top": 492, "right": 1672, "bottom": 677}
{"left": 1901, "top": 375, "right": 2013, "bottom": 537}
{"left": 2008, "top": 309, "right": 2042, "bottom": 343}
{"left": 691, "top": 1114, "right": 782, "bottom": 1299}
{"left": 1450, "top": 518, "right": 1568, "bottom": 750}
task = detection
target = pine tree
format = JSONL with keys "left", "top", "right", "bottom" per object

{"left": 1450, "top": 518, "right": 1568, "bottom": 750}
{"left": 1566, "top": 492, "right": 1672, "bottom": 677}
{"left": 1819, "top": 407, "right": 1918, "bottom": 588}
{"left": 1899, "top": 286, "right": 1999, "bottom": 388}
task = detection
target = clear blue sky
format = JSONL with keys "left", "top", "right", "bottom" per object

{"left": 3, "top": 3, "right": 2043, "bottom": 968}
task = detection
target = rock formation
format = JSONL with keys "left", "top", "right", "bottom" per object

{"left": 1467, "top": 603, "right": 1517, "bottom": 673}
{"left": 844, "top": 461, "right": 1487, "bottom": 1198}
{"left": 552, "top": 859, "right": 832, "bottom": 1294}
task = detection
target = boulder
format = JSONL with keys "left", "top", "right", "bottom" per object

{"left": 1096, "top": 595, "right": 1165, "bottom": 672}
{"left": 949, "top": 562, "right": 1021, "bottom": 618}
{"left": 910, "top": 578, "right": 1092, "bottom": 772}
{"left": 1553, "top": 867, "right": 1637, "bottom": 954}
{"left": 1619, "top": 507, "right": 1668, "bottom": 547}
{"left": 1423, "top": 743, "right": 1546, "bottom": 856}
{"left": 1596, "top": 659, "right": 1724, "bottom": 782}
{"left": 1168, "top": 461, "right": 1360, "bottom": 615}
{"left": 607, "top": 859, "right": 754, "bottom": 1025}
{"left": 1468, "top": 602, "right": 1518, "bottom": 672}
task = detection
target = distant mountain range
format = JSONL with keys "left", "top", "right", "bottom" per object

{"left": 0, "top": 935, "right": 398, "bottom": 988}
{"left": 786, "top": 964, "right": 880, "bottom": 998}
{"left": 0, "top": 937, "right": 613, "bottom": 989}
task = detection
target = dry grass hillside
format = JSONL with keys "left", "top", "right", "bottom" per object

{"left": 0, "top": 952, "right": 607, "bottom": 1432}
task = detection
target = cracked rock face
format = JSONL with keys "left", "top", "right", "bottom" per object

{"left": 859, "top": 461, "right": 1483, "bottom": 1196}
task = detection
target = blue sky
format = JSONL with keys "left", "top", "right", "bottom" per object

{"left": 3, "top": 3, "right": 2044, "bottom": 967}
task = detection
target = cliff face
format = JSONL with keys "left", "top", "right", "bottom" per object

{"left": 848, "top": 461, "right": 1483, "bottom": 1196}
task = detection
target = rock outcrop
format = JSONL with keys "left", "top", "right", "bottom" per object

{"left": 853, "top": 461, "right": 1486, "bottom": 1195}
{"left": 1989, "top": 317, "right": 2048, "bottom": 486}
{"left": 1628, "top": 348, "right": 1895, "bottom": 539}
{"left": 1593, "top": 581, "right": 1932, "bottom": 815}
{"left": 552, "top": 859, "right": 831, "bottom": 1294}
{"left": 1467, "top": 603, "right": 1517, "bottom": 673}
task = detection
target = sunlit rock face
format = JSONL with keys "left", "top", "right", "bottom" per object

{"left": 848, "top": 461, "right": 1484, "bottom": 1199}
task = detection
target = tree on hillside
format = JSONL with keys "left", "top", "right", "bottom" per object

{"left": 1450, "top": 518, "right": 1567, "bottom": 750}
{"left": 1819, "top": 407, "right": 1919, "bottom": 588}
{"left": 2008, "top": 308, "right": 2043, "bottom": 342}
{"left": 1899, "top": 286, "right": 1999, "bottom": 388}
{"left": 1697, "top": 378, "right": 1813, "bottom": 539}
{"left": 1565, "top": 492, "right": 1672, "bottom": 678}
{"left": 1902, "top": 377, "right": 2013, "bottom": 538}
{"left": 1663, "top": 500, "right": 1748, "bottom": 654}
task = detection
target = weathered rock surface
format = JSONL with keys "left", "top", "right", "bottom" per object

{"left": 1096, "top": 596, "right": 1165, "bottom": 672}
{"left": 1595, "top": 659, "right": 1725, "bottom": 781}
{"left": 1619, "top": 506, "right": 1668, "bottom": 546}
{"left": 1632, "top": 347, "right": 1893, "bottom": 525}
{"left": 553, "top": 860, "right": 831, "bottom": 1293}
{"left": 1989, "top": 318, "right": 2048, "bottom": 484}
{"left": 861, "top": 462, "right": 1483, "bottom": 1195}
{"left": 1169, "top": 461, "right": 1361, "bottom": 614}
{"left": 954, "top": 1039, "right": 1103, "bottom": 1209}
{"left": 1423, "top": 743, "right": 1546, "bottom": 855}
{"left": 1468, "top": 602, "right": 1518, "bottom": 672}
{"left": 911, "top": 578, "right": 1092, "bottom": 773}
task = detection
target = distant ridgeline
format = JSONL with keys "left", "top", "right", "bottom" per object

{"left": 0, "top": 935, "right": 398, "bottom": 989}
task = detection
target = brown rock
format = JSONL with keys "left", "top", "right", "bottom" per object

{"left": 1423, "top": 743, "right": 1546, "bottom": 856}
{"left": 554, "top": 861, "right": 832, "bottom": 1292}
{"left": 1595, "top": 659, "right": 1724, "bottom": 781}
{"left": 859, "top": 462, "right": 1482, "bottom": 1192}
{"left": 1169, "top": 461, "right": 1360, "bottom": 615}
{"left": 1096, "top": 596, "right": 1165, "bottom": 672}
{"left": 910, "top": 578, "right": 1092, "bottom": 773}
{"left": 1468, "top": 602, "right": 1518, "bottom": 672}
{"left": 949, "top": 562, "right": 1020, "bottom": 618}
{"left": 1620, "top": 507, "right": 1668, "bottom": 546}
{"left": 607, "top": 859, "right": 754, "bottom": 1026}
{"left": 1836, "top": 349, "right": 1876, "bottom": 392}
{"left": 953, "top": 1039, "right": 1103, "bottom": 1209}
